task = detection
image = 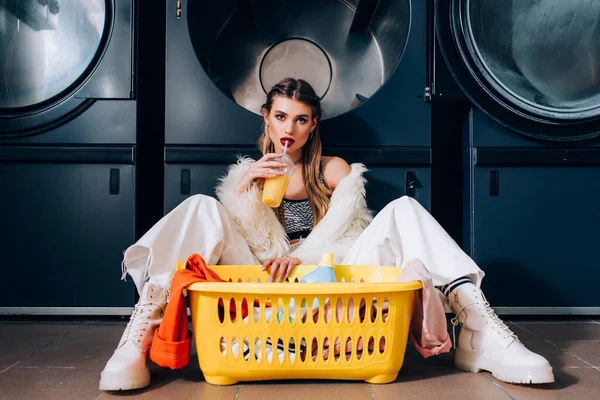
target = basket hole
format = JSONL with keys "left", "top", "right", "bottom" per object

{"left": 334, "top": 337, "right": 341, "bottom": 362}
{"left": 218, "top": 297, "right": 225, "bottom": 323}
{"left": 277, "top": 338, "right": 285, "bottom": 363}
{"left": 335, "top": 298, "right": 343, "bottom": 323}
{"left": 237, "top": 278, "right": 243, "bottom": 282}
{"left": 231, "top": 337, "right": 238, "bottom": 359}
{"left": 357, "top": 337, "right": 364, "bottom": 360}
{"left": 254, "top": 337, "right": 261, "bottom": 362}
{"left": 382, "top": 297, "right": 389, "bottom": 323}
{"left": 257, "top": 277, "right": 262, "bottom": 283}
{"left": 228, "top": 278, "right": 233, "bottom": 282}
{"left": 311, "top": 337, "right": 318, "bottom": 361}
{"left": 341, "top": 277, "right": 346, "bottom": 283}
{"left": 359, "top": 298, "right": 366, "bottom": 323}
{"left": 247, "top": 278, "right": 252, "bottom": 282}
{"left": 243, "top": 337, "right": 250, "bottom": 361}
{"left": 265, "top": 301, "right": 273, "bottom": 324}
{"left": 300, "top": 298, "right": 308, "bottom": 324}
{"left": 345, "top": 337, "right": 352, "bottom": 361}
{"left": 229, "top": 298, "right": 236, "bottom": 323}
{"left": 347, "top": 298, "right": 355, "bottom": 323}
{"left": 350, "top": 278, "right": 355, "bottom": 282}
{"left": 379, "top": 337, "right": 386, "bottom": 354}
{"left": 253, "top": 299, "right": 260, "bottom": 324}
{"left": 289, "top": 338, "right": 296, "bottom": 363}
{"left": 242, "top": 298, "right": 249, "bottom": 324}
{"left": 312, "top": 298, "right": 320, "bottom": 324}
{"left": 360, "top": 278, "right": 365, "bottom": 283}
{"left": 266, "top": 337, "right": 273, "bottom": 363}
{"left": 324, "top": 298, "right": 331, "bottom": 324}
{"left": 289, "top": 298, "right": 297, "bottom": 324}
{"left": 368, "top": 337, "right": 375, "bottom": 356}
{"left": 323, "top": 338, "right": 330, "bottom": 362}
{"left": 293, "top": 277, "right": 299, "bottom": 283}
{"left": 220, "top": 337, "right": 227, "bottom": 356}
{"left": 371, "top": 297, "right": 378, "bottom": 323}
{"left": 277, "top": 298, "right": 285, "bottom": 324}
{"left": 300, "top": 338, "right": 307, "bottom": 362}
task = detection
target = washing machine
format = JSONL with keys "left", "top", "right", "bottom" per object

{"left": 164, "top": 0, "right": 432, "bottom": 216}
{"left": 434, "top": 0, "right": 600, "bottom": 313}
{"left": 0, "top": 0, "right": 136, "bottom": 313}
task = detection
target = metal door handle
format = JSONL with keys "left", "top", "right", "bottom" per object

{"left": 110, "top": 169, "right": 120, "bottom": 195}
{"left": 180, "top": 169, "right": 191, "bottom": 195}
{"left": 406, "top": 171, "right": 417, "bottom": 197}
{"left": 176, "top": 1, "right": 182, "bottom": 18}
{"left": 489, "top": 170, "right": 499, "bottom": 196}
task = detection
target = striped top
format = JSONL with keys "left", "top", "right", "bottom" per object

{"left": 282, "top": 174, "right": 328, "bottom": 241}
{"left": 282, "top": 198, "right": 314, "bottom": 240}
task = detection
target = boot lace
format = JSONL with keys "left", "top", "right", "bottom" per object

{"left": 450, "top": 291, "right": 517, "bottom": 348}
{"left": 122, "top": 302, "right": 155, "bottom": 343}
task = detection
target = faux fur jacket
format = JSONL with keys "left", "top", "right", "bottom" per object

{"left": 215, "top": 157, "right": 373, "bottom": 265}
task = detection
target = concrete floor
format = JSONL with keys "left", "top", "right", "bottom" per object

{"left": 1, "top": 318, "right": 600, "bottom": 400}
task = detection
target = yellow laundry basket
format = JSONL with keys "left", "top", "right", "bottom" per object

{"left": 186, "top": 263, "right": 422, "bottom": 385}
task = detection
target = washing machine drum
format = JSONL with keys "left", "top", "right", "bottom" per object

{"left": 0, "top": 0, "right": 105, "bottom": 108}
{"left": 0, "top": 0, "right": 131, "bottom": 136}
{"left": 188, "top": 0, "right": 410, "bottom": 119}
{"left": 437, "top": 0, "right": 600, "bottom": 141}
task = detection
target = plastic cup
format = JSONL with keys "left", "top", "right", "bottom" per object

{"left": 262, "top": 155, "right": 295, "bottom": 208}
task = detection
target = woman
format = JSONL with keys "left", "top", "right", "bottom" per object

{"left": 99, "top": 78, "right": 554, "bottom": 391}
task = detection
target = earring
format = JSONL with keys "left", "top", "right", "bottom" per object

{"left": 266, "top": 124, "right": 269, "bottom": 133}
{"left": 309, "top": 131, "right": 314, "bottom": 139}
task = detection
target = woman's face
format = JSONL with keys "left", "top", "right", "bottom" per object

{"left": 263, "top": 96, "right": 318, "bottom": 156}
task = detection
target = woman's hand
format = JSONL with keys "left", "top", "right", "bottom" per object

{"left": 262, "top": 256, "right": 302, "bottom": 282}
{"left": 235, "top": 153, "right": 286, "bottom": 195}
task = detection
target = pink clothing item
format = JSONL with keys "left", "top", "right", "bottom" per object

{"left": 398, "top": 258, "right": 452, "bottom": 358}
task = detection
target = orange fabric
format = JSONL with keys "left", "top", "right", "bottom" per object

{"left": 149, "top": 253, "right": 224, "bottom": 369}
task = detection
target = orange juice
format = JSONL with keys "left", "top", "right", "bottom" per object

{"left": 262, "top": 175, "right": 291, "bottom": 208}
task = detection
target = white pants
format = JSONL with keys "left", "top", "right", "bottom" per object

{"left": 122, "top": 195, "right": 484, "bottom": 295}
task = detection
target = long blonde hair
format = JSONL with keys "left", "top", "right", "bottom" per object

{"left": 258, "top": 78, "right": 332, "bottom": 226}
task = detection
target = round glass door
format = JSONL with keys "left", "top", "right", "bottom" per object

{"left": 468, "top": 0, "right": 600, "bottom": 119}
{"left": 437, "top": 0, "right": 600, "bottom": 140}
{"left": 0, "top": 0, "right": 106, "bottom": 111}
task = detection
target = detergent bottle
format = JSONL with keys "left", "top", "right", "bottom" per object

{"left": 300, "top": 252, "right": 336, "bottom": 283}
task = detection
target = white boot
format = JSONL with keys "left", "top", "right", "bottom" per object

{"left": 99, "top": 282, "right": 167, "bottom": 391}
{"left": 449, "top": 283, "right": 554, "bottom": 384}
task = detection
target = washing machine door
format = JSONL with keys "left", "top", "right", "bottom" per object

{"left": 166, "top": 0, "right": 419, "bottom": 146}
{"left": 436, "top": 0, "right": 600, "bottom": 141}
{"left": 0, "top": 0, "right": 134, "bottom": 137}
